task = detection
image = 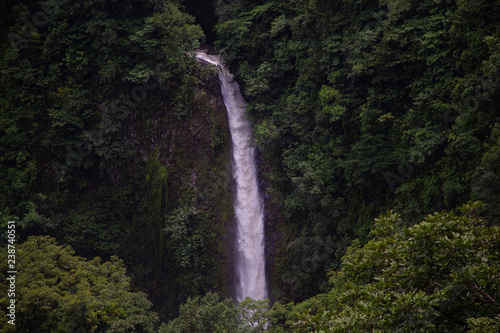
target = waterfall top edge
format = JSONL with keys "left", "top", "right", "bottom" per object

{"left": 192, "top": 50, "right": 224, "bottom": 67}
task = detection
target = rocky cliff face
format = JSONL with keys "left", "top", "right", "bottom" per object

{"left": 116, "top": 62, "right": 236, "bottom": 320}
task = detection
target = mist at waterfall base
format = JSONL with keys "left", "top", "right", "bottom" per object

{"left": 195, "top": 51, "right": 268, "bottom": 304}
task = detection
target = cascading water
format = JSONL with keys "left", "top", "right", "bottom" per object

{"left": 195, "top": 51, "right": 267, "bottom": 303}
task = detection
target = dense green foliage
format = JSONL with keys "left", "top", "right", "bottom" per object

{"left": 0, "top": 0, "right": 232, "bottom": 325}
{"left": 215, "top": 0, "right": 500, "bottom": 301}
{"left": 159, "top": 293, "right": 272, "bottom": 333}
{"left": 1, "top": 0, "right": 500, "bottom": 331}
{"left": 0, "top": 236, "right": 158, "bottom": 332}
{"left": 290, "top": 202, "right": 500, "bottom": 332}
{"left": 159, "top": 292, "right": 239, "bottom": 332}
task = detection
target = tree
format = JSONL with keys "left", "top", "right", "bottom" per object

{"left": 0, "top": 236, "right": 158, "bottom": 332}
{"left": 160, "top": 294, "right": 281, "bottom": 333}
{"left": 237, "top": 297, "right": 271, "bottom": 332}
{"left": 290, "top": 202, "right": 500, "bottom": 332}
{"left": 164, "top": 204, "right": 205, "bottom": 268}
{"left": 159, "top": 292, "right": 239, "bottom": 333}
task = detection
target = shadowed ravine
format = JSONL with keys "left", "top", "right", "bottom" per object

{"left": 195, "top": 51, "right": 268, "bottom": 303}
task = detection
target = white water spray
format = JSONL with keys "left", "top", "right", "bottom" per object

{"left": 195, "top": 51, "right": 267, "bottom": 302}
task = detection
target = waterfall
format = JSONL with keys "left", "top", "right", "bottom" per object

{"left": 195, "top": 51, "right": 268, "bottom": 303}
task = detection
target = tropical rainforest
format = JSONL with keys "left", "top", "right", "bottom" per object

{"left": 0, "top": 0, "right": 499, "bottom": 332}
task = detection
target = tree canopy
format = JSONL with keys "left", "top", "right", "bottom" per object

{"left": 286, "top": 202, "right": 500, "bottom": 332}
{"left": 0, "top": 236, "right": 158, "bottom": 333}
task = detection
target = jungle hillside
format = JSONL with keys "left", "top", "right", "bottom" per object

{"left": 1, "top": 0, "right": 499, "bottom": 332}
